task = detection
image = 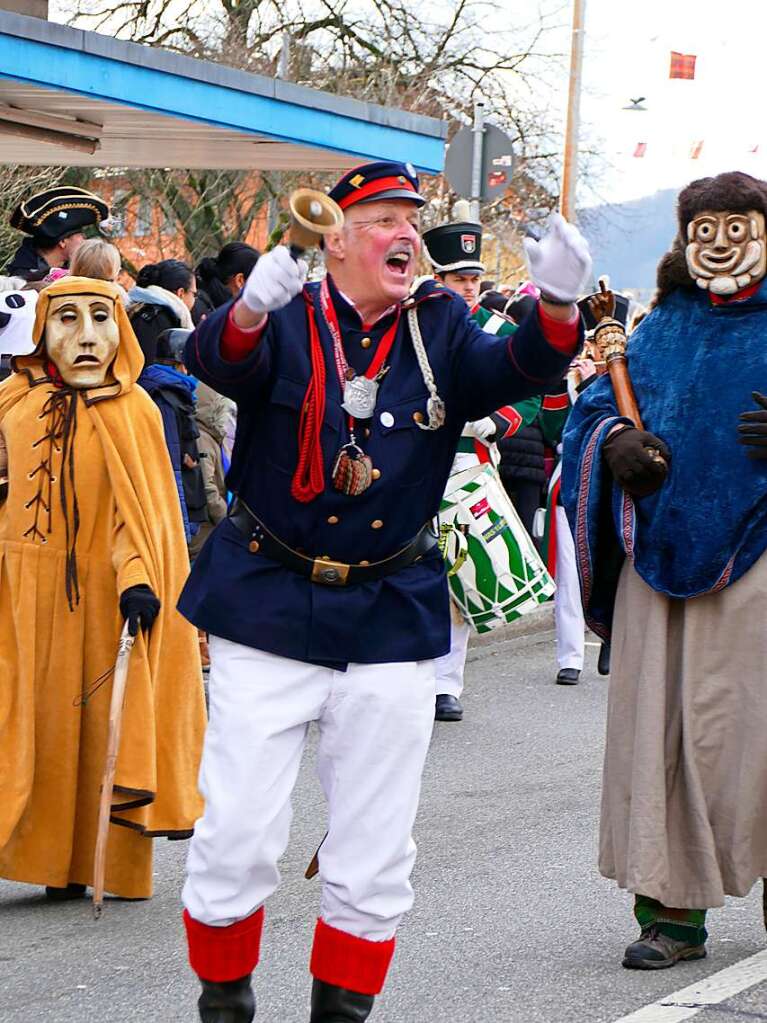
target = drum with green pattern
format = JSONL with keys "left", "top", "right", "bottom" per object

{"left": 439, "top": 463, "right": 555, "bottom": 633}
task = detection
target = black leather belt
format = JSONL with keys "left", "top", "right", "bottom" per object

{"left": 228, "top": 497, "right": 436, "bottom": 587}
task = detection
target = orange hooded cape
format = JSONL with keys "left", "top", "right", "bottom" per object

{"left": 0, "top": 278, "right": 205, "bottom": 898}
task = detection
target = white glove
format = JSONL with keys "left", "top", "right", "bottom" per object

{"left": 465, "top": 416, "right": 497, "bottom": 442}
{"left": 523, "top": 213, "right": 592, "bottom": 304}
{"left": 241, "top": 246, "right": 308, "bottom": 315}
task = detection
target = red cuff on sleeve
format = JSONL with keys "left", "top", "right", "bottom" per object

{"left": 537, "top": 303, "right": 580, "bottom": 353}
{"left": 220, "top": 306, "right": 266, "bottom": 362}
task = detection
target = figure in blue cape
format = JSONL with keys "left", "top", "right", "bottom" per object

{"left": 562, "top": 171, "right": 767, "bottom": 970}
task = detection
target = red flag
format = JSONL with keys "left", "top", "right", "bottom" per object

{"left": 670, "top": 51, "right": 697, "bottom": 79}
{"left": 690, "top": 140, "right": 704, "bottom": 159}
{"left": 633, "top": 142, "right": 647, "bottom": 158}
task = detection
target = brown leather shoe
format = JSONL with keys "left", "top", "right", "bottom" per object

{"left": 622, "top": 926, "right": 706, "bottom": 969}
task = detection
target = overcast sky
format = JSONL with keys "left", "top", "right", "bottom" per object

{"left": 569, "top": 0, "right": 767, "bottom": 205}
{"left": 50, "top": 0, "right": 767, "bottom": 207}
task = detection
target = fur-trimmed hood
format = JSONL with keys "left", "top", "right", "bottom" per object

{"left": 654, "top": 171, "right": 767, "bottom": 306}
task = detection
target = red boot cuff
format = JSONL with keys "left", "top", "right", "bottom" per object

{"left": 310, "top": 917, "right": 395, "bottom": 995}
{"left": 184, "top": 907, "right": 264, "bottom": 982}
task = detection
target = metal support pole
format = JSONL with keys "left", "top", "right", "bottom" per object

{"left": 469, "top": 100, "right": 485, "bottom": 223}
{"left": 560, "top": 0, "right": 586, "bottom": 222}
{"left": 277, "top": 34, "right": 291, "bottom": 79}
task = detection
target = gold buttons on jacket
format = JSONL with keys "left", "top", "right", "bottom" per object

{"left": 371, "top": 519, "right": 383, "bottom": 529}
{"left": 249, "top": 540, "right": 260, "bottom": 553}
{"left": 412, "top": 410, "right": 425, "bottom": 424}
{"left": 327, "top": 515, "right": 339, "bottom": 524}
{"left": 361, "top": 337, "right": 372, "bottom": 349}
{"left": 371, "top": 468, "right": 381, "bottom": 480}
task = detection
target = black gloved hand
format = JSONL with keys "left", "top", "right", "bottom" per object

{"left": 602, "top": 425, "right": 671, "bottom": 498}
{"left": 737, "top": 391, "right": 767, "bottom": 459}
{"left": 119, "top": 584, "right": 161, "bottom": 637}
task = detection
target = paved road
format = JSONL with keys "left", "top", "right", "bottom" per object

{"left": 1, "top": 629, "right": 765, "bottom": 1022}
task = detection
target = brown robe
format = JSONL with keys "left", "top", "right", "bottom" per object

{"left": 0, "top": 278, "right": 206, "bottom": 898}
{"left": 600, "top": 557, "right": 767, "bottom": 909}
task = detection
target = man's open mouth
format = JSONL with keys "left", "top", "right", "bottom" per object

{"left": 74, "top": 354, "right": 100, "bottom": 364}
{"left": 385, "top": 251, "right": 411, "bottom": 275}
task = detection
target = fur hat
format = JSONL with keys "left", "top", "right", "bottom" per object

{"left": 655, "top": 171, "right": 767, "bottom": 305}
{"left": 676, "top": 172, "right": 767, "bottom": 233}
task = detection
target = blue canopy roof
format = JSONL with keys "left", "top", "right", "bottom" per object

{"left": 0, "top": 11, "right": 446, "bottom": 174}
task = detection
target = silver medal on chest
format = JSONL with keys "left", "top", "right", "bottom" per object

{"left": 342, "top": 374, "right": 379, "bottom": 419}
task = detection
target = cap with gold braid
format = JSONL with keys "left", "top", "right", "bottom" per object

{"left": 11, "top": 186, "right": 110, "bottom": 244}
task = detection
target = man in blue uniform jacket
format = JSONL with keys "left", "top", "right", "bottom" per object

{"left": 180, "top": 161, "right": 591, "bottom": 1023}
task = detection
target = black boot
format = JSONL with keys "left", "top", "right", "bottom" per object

{"left": 598, "top": 642, "right": 611, "bottom": 676}
{"left": 45, "top": 883, "right": 86, "bottom": 901}
{"left": 310, "top": 979, "right": 374, "bottom": 1021}
{"left": 198, "top": 976, "right": 255, "bottom": 1022}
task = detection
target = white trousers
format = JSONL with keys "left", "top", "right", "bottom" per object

{"left": 183, "top": 637, "right": 436, "bottom": 941}
{"left": 554, "top": 505, "right": 585, "bottom": 670}
{"left": 434, "top": 617, "right": 471, "bottom": 698}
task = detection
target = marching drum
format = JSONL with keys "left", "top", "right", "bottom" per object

{"left": 439, "top": 463, "right": 555, "bottom": 633}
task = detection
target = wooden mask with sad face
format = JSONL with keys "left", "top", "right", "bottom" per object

{"left": 44, "top": 293, "right": 120, "bottom": 388}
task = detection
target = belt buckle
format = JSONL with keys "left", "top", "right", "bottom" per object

{"left": 311, "top": 558, "right": 351, "bottom": 586}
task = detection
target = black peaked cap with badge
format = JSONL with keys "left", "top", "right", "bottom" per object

{"left": 10, "top": 186, "right": 110, "bottom": 245}
{"left": 422, "top": 221, "right": 484, "bottom": 275}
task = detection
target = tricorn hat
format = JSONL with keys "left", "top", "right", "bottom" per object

{"left": 11, "top": 186, "right": 110, "bottom": 245}
{"left": 422, "top": 221, "right": 485, "bottom": 275}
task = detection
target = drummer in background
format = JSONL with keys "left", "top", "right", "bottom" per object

{"left": 423, "top": 219, "right": 543, "bottom": 723}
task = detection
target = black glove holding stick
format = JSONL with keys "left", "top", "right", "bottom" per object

{"left": 119, "top": 584, "right": 161, "bottom": 637}
{"left": 602, "top": 424, "right": 671, "bottom": 498}
{"left": 737, "top": 391, "right": 767, "bottom": 459}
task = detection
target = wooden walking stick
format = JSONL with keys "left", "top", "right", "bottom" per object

{"left": 92, "top": 621, "right": 135, "bottom": 919}
{"left": 588, "top": 278, "right": 666, "bottom": 465}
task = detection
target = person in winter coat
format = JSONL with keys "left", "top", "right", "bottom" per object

{"left": 189, "top": 381, "right": 231, "bottom": 561}
{"left": 127, "top": 261, "right": 196, "bottom": 365}
{"left": 139, "top": 329, "right": 207, "bottom": 545}
{"left": 193, "top": 243, "right": 260, "bottom": 323}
